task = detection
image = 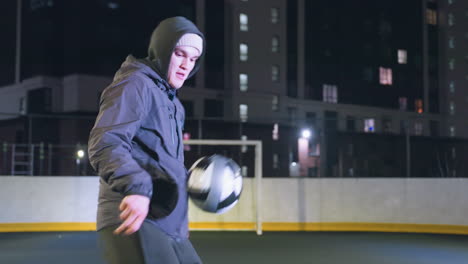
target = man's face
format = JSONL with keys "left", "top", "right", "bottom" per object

{"left": 167, "top": 46, "right": 200, "bottom": 89}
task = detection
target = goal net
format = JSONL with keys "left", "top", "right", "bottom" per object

{"left": 184, "top": 139, "right": 263, "bottom": 235}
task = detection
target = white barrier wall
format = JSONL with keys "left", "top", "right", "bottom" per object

{"left": 260, "top": 178, "right": 468, "bottom": 226}
{"left": 1, "top": 176, "right": 468, "bottom": 231}
{"left": 0, "top": 177, "right": 99, "bottom": 223}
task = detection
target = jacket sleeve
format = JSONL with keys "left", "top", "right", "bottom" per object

{"left": 88, "top": 76, "right": 153, "bottom": 198}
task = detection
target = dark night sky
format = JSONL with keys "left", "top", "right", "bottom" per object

{"left": 0, "top": 0, "right": 17, "bottom": 86}
{"left": 0, "top": 0, "right": 197, "bottom": 86}
{"left": 0, "top": 0, "right": 439, "bottom": 112}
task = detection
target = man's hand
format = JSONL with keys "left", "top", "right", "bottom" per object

{"left": 114, "top": 194, "right": 150, "bottom": 236}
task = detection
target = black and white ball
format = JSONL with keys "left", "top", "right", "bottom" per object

{"left": 187, "top": 155, "right": 242, "bottom": 214}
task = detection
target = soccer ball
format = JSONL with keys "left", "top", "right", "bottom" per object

{"left": 187, "top": 155, "right": 243, "bottom": 214}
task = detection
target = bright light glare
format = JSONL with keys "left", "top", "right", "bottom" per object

{"left": 301, "top": 129, "right": 311, "bottom": 139}
{"left": 77, "top": 150, "right": 85, "bottom": 159}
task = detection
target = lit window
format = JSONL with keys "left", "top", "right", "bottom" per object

{"left": 240, "top": 43, "right": 248, "bottom": 61}
{"left": 273, "top": 153, "right": 279, "bottom": 169}
{"left": 448, "top": 36, "right": 455, "bottom": 49}
{"left": 272, "top": 95, "right": 279, "bottom": 111}
{"left": 322, "top": 84, "right": 338, "bottom": 103}
{"left": 241, "top": 135, "right": 248, "bottom": 153}
{"left": 448, "top": 13, "right": 455, "bottom": 26}
{"left": 448, "top": 58, "right": 455, "bottom": 70}
{"left": 364, "top": 119, "right": 375, "bottom": 133}
{"left": 272, "top": 65, "right": 279, "bottom": 82}
{"left": 449, "top": 81, "right": 455, "bottom": 93}
{"left": 426, "top": 9, "right": 437, "bottom": 25}
{"left": 449, "top": 126, "right": 456, "bottom": 137}
{"left": 398, "top": 49, "right": 407, "bottom": 64}
{"left": 271, "top": 7, "right": 279, "bottom": 24}
{"left": 239, "top": 73, "right": 248, "bottom": 92}
{"left": 239, "top": 104, "right": 248, "bottom": 122}
{"left": 19, "top": 97, "right": 26, "bottom": 115}
{"left": 399, "top": 97, "right": 408, "bottom": 110}
{"left": 379, "top": 67, "right": 392, "bottom": 85}
{"left": 449, "top": 102, "right": 455, "bottom": 115}
{"left": 414, "top": 122, "right": 423, "bottom": 135}
{"left": 241, "top": 166, "right": 248, "bottom": 177}
{"left": 272, "top": 123, "right": 279, "bottom": 140}
{"left": 415, "top": 99, "right": 423, "bottom": 114}
{"left": 271, "top": 36, "right": 279, "bottom": 53}
{"left": 240, "top": 13, "right": 248, "bottom": 31}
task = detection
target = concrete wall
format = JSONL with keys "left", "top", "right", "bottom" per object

{"left": 0, "top": 176, "right": 99, "bottom": 223}
{"left": 1, "top": 176, "right": 468, "bottom": 232}
{"left": 259, "top": 178, "right": 468, "bottom": 226}
{"left": 62, "top": 74, "right": 111, "bottom": 112}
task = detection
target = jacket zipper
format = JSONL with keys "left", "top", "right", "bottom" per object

{"left": 173, "top": 102, "right": 180, "bottom": 158}
{"left": 173, "top": 102, "right": 185, "bottom": 236}
{"left": 169, "top": 112, "right": 175, "bottom": 145}
{"left": 169, "top": 103, "right": 180, "bottom": 158}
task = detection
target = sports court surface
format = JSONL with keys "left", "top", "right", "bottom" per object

{"left": 1, "top": 231, "right": 468, "bottom": 264}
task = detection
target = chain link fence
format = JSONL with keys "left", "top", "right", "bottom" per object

{"left": 0, "top": 114, "right": 467, "bottom": 177}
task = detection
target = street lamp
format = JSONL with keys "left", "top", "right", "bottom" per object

{"left": 77, "top": 150, "right": 85, "bottom": 159}
{"left": 301, "top": 129, "right": 311, "bottom": 139}
{"left": 76, "top": 149, "right": 86, "bottom": 176}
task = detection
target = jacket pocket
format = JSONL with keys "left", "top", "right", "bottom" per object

{"left": 141, "top": 105, "right": 177, "bottom": 157}
{"left": 148, "top": 178, "right": 179, "bottom": 219}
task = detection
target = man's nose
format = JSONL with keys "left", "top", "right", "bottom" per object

{"left": 180, "top": 58, "right": 189, "bottom": 69}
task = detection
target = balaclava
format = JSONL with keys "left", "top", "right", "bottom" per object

{"left": 147, "top": 16, "right": 205, "bottom": 81}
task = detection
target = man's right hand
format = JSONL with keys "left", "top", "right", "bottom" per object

{"left": 114, "top": 194, "right": 150, "bottom": 236}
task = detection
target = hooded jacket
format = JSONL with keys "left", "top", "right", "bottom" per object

{"left": 88, "top": 17, "right": 205, "bottom": 238}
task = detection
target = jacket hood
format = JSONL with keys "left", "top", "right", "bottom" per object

{"left": 114, "top": 55, "right": 162, "bottom": 83}
{"left": 147, "top": 16, "right": 205, "bottom": 81}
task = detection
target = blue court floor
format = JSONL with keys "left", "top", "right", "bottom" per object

{"left": 1, "top": 231, "right": 468, "bottom": 264}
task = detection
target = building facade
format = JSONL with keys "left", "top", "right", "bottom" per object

{"left": 0, "top": 0, "right": 466, "bottom": 177}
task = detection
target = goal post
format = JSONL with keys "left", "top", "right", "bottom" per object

{"left": 184, "top": 139, "right": 263, "bottom": 235}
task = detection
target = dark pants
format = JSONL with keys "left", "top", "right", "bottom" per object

{"left": 98, "top": 221, "right": 202, "bottom": 264}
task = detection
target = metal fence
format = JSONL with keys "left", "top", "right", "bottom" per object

{"left": 1, "top": 142, "right": 92, "bottom": 176}
{"left": 0, "top": 142, "right": 260, "bottom": 177}
{"left": 1, "top": 136, "right": 467, "bottom": 177}
{"left": 0, "top": 113, "right": 467, "bottom": 177}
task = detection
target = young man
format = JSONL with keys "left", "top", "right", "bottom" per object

{"left": 88, "top": 16, "right": 205, "bottom": 264}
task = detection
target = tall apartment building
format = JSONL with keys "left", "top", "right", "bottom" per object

{"left": 438, "top": 0, "right": 468, "bottom": 138}
{"left": 184, "top": 0, "right": 465, "bottom": 177}
{"left": 0, "top": 0, "right": 466, "bottom": 177}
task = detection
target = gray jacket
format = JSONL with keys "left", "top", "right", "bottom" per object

{"left": 88, "top": 17, "right": 205, "bottom": 238}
